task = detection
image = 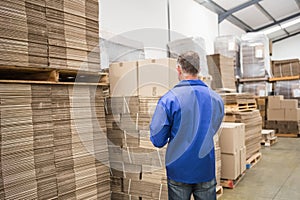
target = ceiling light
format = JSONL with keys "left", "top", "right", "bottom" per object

{"left": 281, "top": 17, "right": 300, "bottom": 28}
{"left": 262, "top": 25, "right": 282, "bottom": 35}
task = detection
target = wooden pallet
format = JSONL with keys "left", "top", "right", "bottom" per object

{"left": 216, "top": 185, "right": 223, "bottom": 199}
{"left": 221, "top": 172, "right": 246, "bottom": 189}
{"left": 275, "top": 133, "right": 299, "bottom": 138}
{"left": 225, "top": 102, "right": 257, "bottom": 112}
{"left": 261, "top": 136, "right": 278, "bottom": 147}
{"left": 246, "top": 152, "right": 262, "bottom": 169}
{"left": 0, "top": 66, "right": 109, "bottom": 85}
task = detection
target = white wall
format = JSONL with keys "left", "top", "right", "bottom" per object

{"left": 272, "top": 34, "right": 300, "bottom": 60}
{"left": 100, "top": 0, "right": 169, "bottom": 58}
{"left": 169, "top": 0, "right": 218, "bottom": 54}
{"left": 100, "top": 0, "right": 219, "bottom": 57}
{"left": 219, "top": 19, "right": 245, "bottom": 37}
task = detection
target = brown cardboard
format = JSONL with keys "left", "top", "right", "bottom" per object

{"left": 138, "top": 58, "right": 177, "bottom": 97}
{"left": 280, "top": 99, "right": 298, "bottom": 109}
{"left": 221, "top": 152, "right": 240, "bottom": 180}
{"left": 109, "top": 61, "right": 138, "bottom": 97}
{"left": 267, "top": 109, "right": 285, "bottom": 121}
{"left": 240, "top": 146, "right": 246, "bottom": 174}
{"left": 285, "top": 108, "right": 300, "bottom": 121}
{"left": 219, "top": 122, "right": 245, "bottom": 154}
{"left": 268, "top": 96, "right": 283, "bottom": 109}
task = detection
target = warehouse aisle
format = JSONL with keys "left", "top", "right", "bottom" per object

{"left": 220, "top": 138, "right": 300, "bottom": 200}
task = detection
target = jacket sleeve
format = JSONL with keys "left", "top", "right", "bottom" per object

{"left": 150, "top": 100, "right": 171, "bottom": 148}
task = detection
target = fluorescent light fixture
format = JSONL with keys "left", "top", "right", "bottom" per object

{"left": 281, "top": 17, "right": 300, "bottom": 28}
{"left": 262, "top": 25, "right": 282, "bottom": 35}
{"left": 261, "top": 17, "right": 300, "bottom": 35}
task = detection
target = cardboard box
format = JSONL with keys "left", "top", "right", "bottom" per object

{"left": 221, "top": 152, "right": 240, "bottom": 180}
{"left": 138, "top": 58, "right": 178, "bottom": 97}
{"left": 240, "top": 146, "right": 246, "bottom": 174}
{"left": 284, "top": 108, "right": 300, "bottom": 121}
{"left": 109, "top": 61, "right": 138, "bottom": 97}
{"left": 268, "top": 96, "right": 283, "bottom": 109}
{"left": 221, "top": 146, "right": 246, "bottom": 180}
{"left": 267, "top": 109, "right": 285, "bottom": 121}
{"left": 280, "top": 99, "right": 298, "bottom": 109}
{"left": 219, "top": 122, "right": 245, "bottom": 154}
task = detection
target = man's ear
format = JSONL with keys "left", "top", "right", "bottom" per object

{"left": 177, "top": 66, "right": 182, "bottom": 74}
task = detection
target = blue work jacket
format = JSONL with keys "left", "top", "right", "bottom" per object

{"left": 150, "top": 79, "right": 224, "bottom": 184}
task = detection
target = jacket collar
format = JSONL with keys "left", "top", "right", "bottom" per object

{"left": 174, "top": 79, "right": 208, "bottom": 88}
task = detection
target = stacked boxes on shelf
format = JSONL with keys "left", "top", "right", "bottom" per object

{"left": 274, "top": 80, "right": 300, "bottom": 107}
{"left": 272, "top": 59, "right": 300, "bottom": 78}
{"left": 219, "top": 123, "right": 246, "bottom": 180}
{"left": 239, "top": 33, "right": 271, "bottom": 97}
{"left": 0, "top": 84, "right": 110, "bottom": 199}
{"left": 266, "top": 96, "right": 300, "bottom": 135}
{"left": 240, "top": 33, "right": 270, "bottom": 78}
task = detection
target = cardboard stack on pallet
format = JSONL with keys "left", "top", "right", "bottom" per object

{"left": 207, "top": 54, "right": 236, "bottom": 91}
{"left": 221, "top": 93, "right": 262, "bottom": 159}
{"left": 0, "top": 84, "right": 110, "bottom": 199}
{"left": 214, "top": 35, "right": 241, "bottom": 78}
{"left": 0, "top": 0, "right": 100, "bottom": 71}
{"left": 219, "top": 123, "right": 246, "bottom": 181}
{"left": 266, "top": 96, "right": 300, "bottom": 136}
{"left": 274, "top": 80, "right": 300, "bottom": 107}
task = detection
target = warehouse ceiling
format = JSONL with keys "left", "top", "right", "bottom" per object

{"left": 194, "top": 0, "right": 300, "bottom": 43}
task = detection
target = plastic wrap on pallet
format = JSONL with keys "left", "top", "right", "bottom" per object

{"left": 238, "top": 81, "right": 271, "bottom": 96}
{"left": 167, "top": 37, "right": 209, "bottom": 76}
{"left": 275, "top": 80, "right": 300, "bottom": 102}
{"left": 240, "top": 33, "right": 271, "bottom": 78}
{"left": 214, "top": 35, "right": 241, "bottom": 78}
{"left": 100, "top": 34, "right": 145, "bottom": 68}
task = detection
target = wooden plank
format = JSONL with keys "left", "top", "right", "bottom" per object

{"left": 246, "top": 152, "right": 262, "bottom": 169}
{"left": 275, "top": 133, "right": 299, "bottom": 138}
{"left": 221, "top": 172, "right": 246, "bottom": 189}
{"left": 0, "top": 80, "right": 108, "bottom": 86}
{"left": 239, "top": 77, "right": 269, "bottom": 82}
{"left": 269, "top": 75, "right": 300, "bottom": 82}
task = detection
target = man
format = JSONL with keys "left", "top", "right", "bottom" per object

{"left": 150, "top": 51, "right": 224, "bottom": 200}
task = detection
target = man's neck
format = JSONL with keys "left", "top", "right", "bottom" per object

{"left": 181, "top": 74, "right": 198, "bottom": 80}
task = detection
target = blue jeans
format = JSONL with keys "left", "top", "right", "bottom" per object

{"left": 168, "top": 178, "right": 217, "bottom": 200}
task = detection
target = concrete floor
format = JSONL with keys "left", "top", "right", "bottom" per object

{"left": 220, "top": 138, "right": 300, "bottom": 200}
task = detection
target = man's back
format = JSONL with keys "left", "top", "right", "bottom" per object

{"left": 150, "top": 79, "right": 224, "bottom": 184}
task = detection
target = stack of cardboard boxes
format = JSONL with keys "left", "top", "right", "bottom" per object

{"left": 266, "top": 96, "right": 300, "bottom": 134}
{"left": 219, "top": 123, "right": 246, "bottom": 180}
{"left": 109, "top": 58, "right": 178, "bottom": 97}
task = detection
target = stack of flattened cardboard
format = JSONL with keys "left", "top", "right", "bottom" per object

{"left": 25, "top": 0, "right": 48, "bottom": 68}
{"left": 0, "top": 0, "right": 100, "bottom": 71}
{"left": 0, "top": 1, "right": 29, "bottom": 67}
{"left": 0, "top": 84, "right": 110, "bottom": 199}
{"left": 0, "top": 84, "right": 38, "bottom": 199}
{"left": 207, "top": 54, "right": 236, "bottom": 90}
{"left": 106, "top": 96, "right": 168, "bottom": 199}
